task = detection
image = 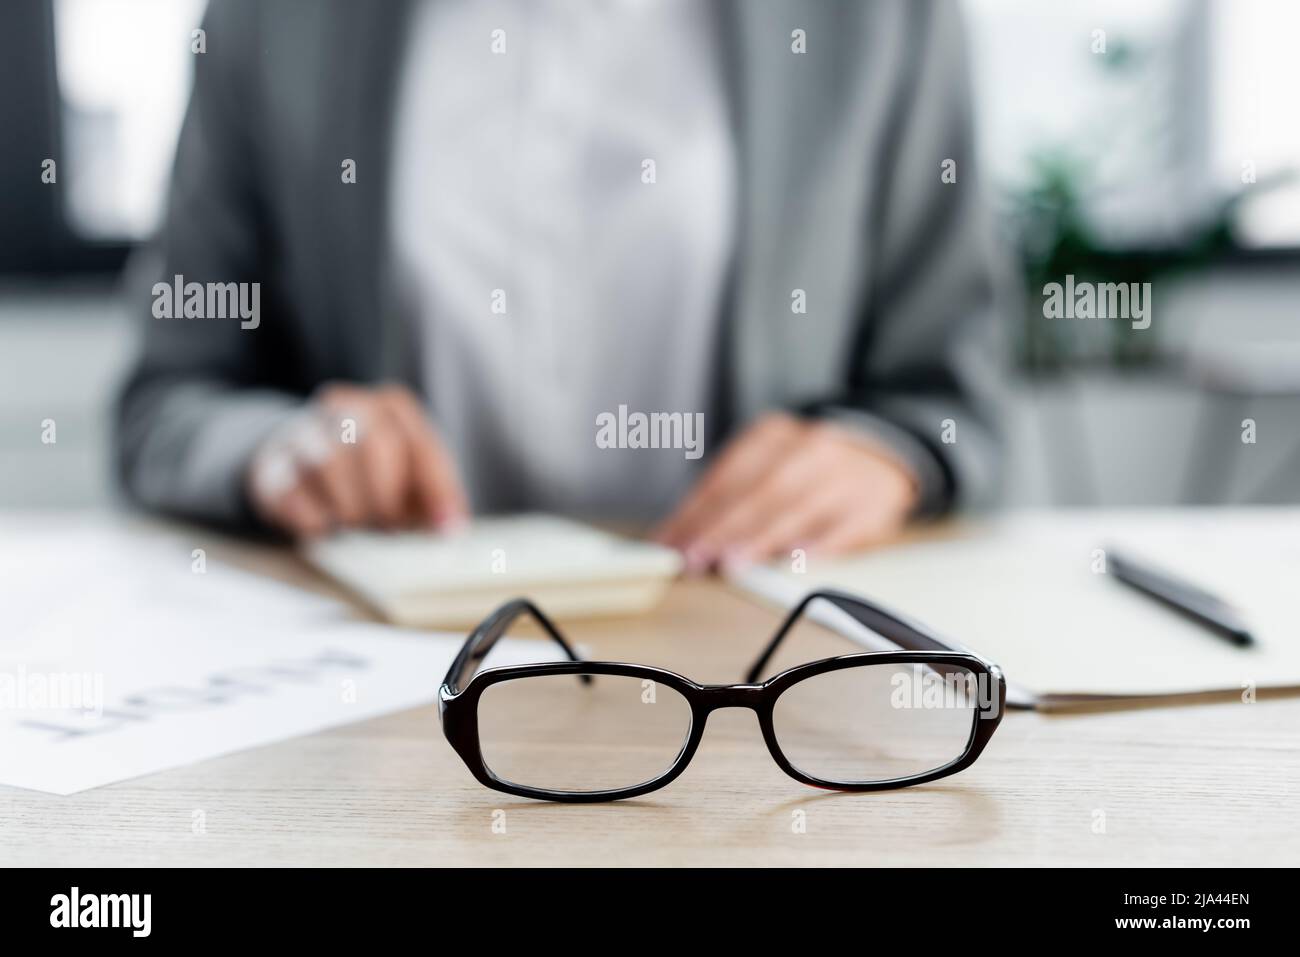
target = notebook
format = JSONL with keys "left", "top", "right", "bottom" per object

{"left": 728, "top": 509, "right": 1300, "bottom": 712}
{"left": 303, "top": 514, "right": 682, "bottom": 628}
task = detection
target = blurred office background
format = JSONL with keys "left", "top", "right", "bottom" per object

{"left": 2, "top": 0, "right": 1298, "bottom": 510}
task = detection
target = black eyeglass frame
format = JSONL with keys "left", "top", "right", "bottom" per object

{"left": 439, "top": 589, "right": 1006, "bottom": 803}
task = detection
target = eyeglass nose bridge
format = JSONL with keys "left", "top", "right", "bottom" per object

{"left": 697, "top": 683, "right": 767, "bottom": 712}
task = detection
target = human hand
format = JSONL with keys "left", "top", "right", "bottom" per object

{"left": 246, "top": 383, "right": 469, "bottom": 538}
{"left": 652, "top": 412, "right": 918, "bottom": 572}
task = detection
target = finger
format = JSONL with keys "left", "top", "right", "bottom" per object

{"left": 653, "top": 414, "right": 804, "bottom": 548}
{"left": 804, "top": 493, "right": 907, "bottom": 557}
{"left": 378, "top": 386, "right": 469, "bottom": 527}
{"left": 722, "top": 478, "right": 853, "bottom": 569}
{"left": 288, "top": 409, "right": 368, "bottom": 527}
{"left": 247, "top": 442, "right": 300, "bottom": 514}
{"left": 315, "top": 384, "right": 405, "bottom": 527}
{"left": 659, "top": 413, "right": 801, "bottom": 535}
{"left": 298, "top": 448, "right": 368, "bottom": 527}
{"left": 353, "top": 415, "right": 409, "bottom": 527}
{"left": 269, "top": 483, "right": 334, "bottom": 539}
{"left": 247, "top": 439, "right": 331, "bottom": 537}
{"left": 683, "top": 446, "right": 831, "bottom": 567}
{"left": 314, "top": 382, "right": 371, "bottom": 416}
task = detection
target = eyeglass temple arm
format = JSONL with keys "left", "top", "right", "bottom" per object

{"left": 443, "top": 598, "right": 590, "bottom": 693}
{"left": 743, "top": 589, "right": 959, "bottom": 683}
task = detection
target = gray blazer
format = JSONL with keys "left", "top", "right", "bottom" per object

{"left": 115, "top": 0, "right": 1008, "bottom": 527}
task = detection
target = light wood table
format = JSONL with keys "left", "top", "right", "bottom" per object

{"left": 2, "top": 523, "right": 1297, "bottom": 867}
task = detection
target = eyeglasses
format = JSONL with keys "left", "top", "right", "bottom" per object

{"left": 439, "top": 589, "right": 1005, "bottom": 802}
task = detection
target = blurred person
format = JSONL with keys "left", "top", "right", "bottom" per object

{"left": 115, "top": 0, "right": 1006, "bottom": 571}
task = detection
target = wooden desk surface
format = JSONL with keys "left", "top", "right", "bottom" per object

{"left": 2, "top": 523, "right": 1297, "bottom": 867}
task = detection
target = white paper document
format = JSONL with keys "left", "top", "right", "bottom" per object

{"left": 0, "top": 520, "right": 558, "bottom": 795}
{"left": 729, "top": 509, "right": 1300, "bottom": 709}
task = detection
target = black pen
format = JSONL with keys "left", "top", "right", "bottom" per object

{"left": 1106, "top": 547, "right": 1254, "bottom": 647}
